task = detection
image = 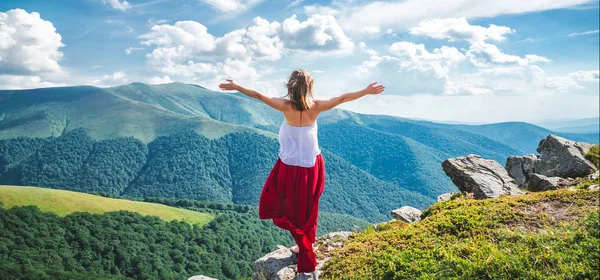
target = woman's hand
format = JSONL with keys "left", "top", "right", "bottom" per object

{"left": 362, "top": 82, "right": 385, "bottom": 95}
{"left": 218, "top": 79, "right": 239, "bottom": 91}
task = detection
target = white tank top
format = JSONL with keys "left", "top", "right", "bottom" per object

{"left": 278, "top": 119, "right": 322, "bottom": 167}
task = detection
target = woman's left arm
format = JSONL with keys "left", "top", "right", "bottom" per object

{"left": 219, "top": 79, "right": 288, "bottom": 112}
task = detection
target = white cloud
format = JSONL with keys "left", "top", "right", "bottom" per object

{"left": 91, "top": 71, "right": 128, "bottom": 87}
{"left": 410, "top": 17, "right": 514, "bottom": 42}
{"left": 277, "top": 14, "right": 353, "bottom": 52}
{"left": 147, "top": 75, "right": 174, "bottom": 84}
{"left": 125, "top": 47, "right": 143, "bottom": 55}
{"left": 201, "top": 0, "right": 263, "bottom": 13}
{"left": 466, "top": 41, "right": 550, "bottom": 68}
{"left": 101, "top": 0, "right": 131, "bottom": 12}
{"left": 0, "top": 9, "right": 65, "bottom": 74}
{"left": 287, "top": 0, "right": 304, "bottom": 8}
{"left": 0, "top": 75, "right": 65, "bottom": 89}
{"left": 388, "top": 42, "right": 465, "bottom": 79}
{"left": 568, "top": 70, "right": 600, "bottom": 82}
{"left": 568, "top": 29, "right": 599, "bottom": 37}
{"left": 140, "top": 14, "right": 352, "bottom": 82}
{"left": 303, "top": 5, "right": 339, "bottom": 16}
{"left": 335, "top": 0, "right": 590, "bottom": 34}
{"left": 360, "top": 25, "right": 381, "bottom": 34}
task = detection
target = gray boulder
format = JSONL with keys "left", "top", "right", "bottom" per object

{"left": 589, "top": 185, "right": 599, "bottom": 191}
{"left": 506, "top": 154, "right": 538, "bottom": 186}
{"left": 442, "top": 154, "right": 524, "bottom": 199}
{"left": 252, "top": 232, "right": 353, "bottom": 280}
{"left": 437, "top": 192, "right": 460, "bottom": 202}
{"left": 527, "top": 173, "right": 575, "bottom": 192}
{"left": 535, "top": 135, "right": 596, "bottom": 178}
{"left": 390, "top": 206, "right": 422, "bottom": 223}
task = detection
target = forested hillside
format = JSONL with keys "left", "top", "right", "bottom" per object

{"left": 0, "top": 129, "right": 432, "bottom": 222}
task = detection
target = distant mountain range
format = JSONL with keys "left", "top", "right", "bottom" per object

{"left": 0, "top": 83, "right": 598, "bottom": 222}
{"left": 532, "top": 117, "right": 599, "bottom": 134}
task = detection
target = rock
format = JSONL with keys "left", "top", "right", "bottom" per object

{"left": 252, "top": 245, "right": 296, "bottom": 280}
{"left": 252, "top": 231, "right": 353, "bottom": 280}
{"left": 535, "top": 135, "right": 597, "bottom": 178}
{"left": 442, "top": 154, "right": 525, "bottom": 199}
{"left": 437, "top": 192, "right": 460, "bottom": 202}
{"left": 586, "top": 171, "right": 599, "bottom": 181}
{"left": 506, "top": 154, "right": 538, "bottom": 186}
{"left": 589, "top": 185, "right": 599, "bottom": 191}
{"left": 188, "top": 276, "right": 219, "bottom": 280}
{"left": 527, "top": 173, "right": 575, "bottom": 192}
{"left": 390, "top": 206, "right": 422, "bottom": 223}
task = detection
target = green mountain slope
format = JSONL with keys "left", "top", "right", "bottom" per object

{"left": 0, "top": 84, "right": 269, "bottom": 143}
{"left": 0, "top": 185, "right": 214, "bottom": 225}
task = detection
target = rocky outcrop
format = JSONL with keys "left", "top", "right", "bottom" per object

{"left": 188, "top": 276, "right": 219, "bottom": 280}
{"left": 506, "top": 154, "right": 538, "bottom": 186}
{"left": 391, "top": 206, "right": 422, "bottom": 223}
{"left": 437, "top": 192, "right": 460, "bottom": 202}
{"left": 527, "top": 173, "right": 575, "bottom": 192}
{"left": 442, "top": 154, "right": 525, "bottom": 199}
{"left": 252, "top": 232, "right": 353, "bottom": 280}
{"left": 534, "top": 135, "right": 596, "bottom": 178}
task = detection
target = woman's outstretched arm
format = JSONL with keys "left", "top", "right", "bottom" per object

{"left": 218, "top": 79, "right": 289, "bottom": 112}
{"left": 314, "top": 82, "right": 385, "bottom": 112}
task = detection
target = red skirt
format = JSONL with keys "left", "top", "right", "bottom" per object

{"left": 258, "top": 153, "right": 326, "bottom": 273}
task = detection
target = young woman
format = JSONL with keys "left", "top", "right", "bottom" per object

{"left": 218, "top": 69, "right": 385, "bottom": 273}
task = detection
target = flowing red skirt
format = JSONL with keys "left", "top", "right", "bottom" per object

{"left": 258, "top": 153, "right": 326, "bottom": 273}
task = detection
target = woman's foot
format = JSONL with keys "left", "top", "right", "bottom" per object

{"left": 290, "top": 245, "right": 299, "bottom": 253}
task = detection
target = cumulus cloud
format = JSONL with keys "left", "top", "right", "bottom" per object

{"left": 277, "top": 14, "right": 353, "bottom": 52}
{"left": 388, "top": 42, "right": 465, "bottom": 79}
{"left": 466, "top": 41, "right": 550, "bottom": 67}
{"left": 101, "top": 0, "right": 131, "bottom": 12}
{"left": 0, "top": 9, "right": 65, "bottom": 75}
{"left": 360, "top": 25, "right": 381, "bottom": 34}
{"left": 140, "top": 14, "right": 352, "bottom": 83}
{"left": 410, "top": 18, "right": 514, "bottom": 42}
{"left": 91, "top": 71, "right": 128, "bottom": 87}
{"left": 201, "top": 0, "right": 263, "bottom": 13}
{"left": 0, "top": 75, "right": 65, "bottom": 89}
{"left": 147, "top": 75, "right": 174, "bottom": 84}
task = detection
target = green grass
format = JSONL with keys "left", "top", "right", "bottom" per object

{"left": 0, "top": 185, "right": 215, "bottom": 226}
{"left": 322, "top": 188, "right": 600, "bottom": 279}
{"left": 585, "top": 145, "right": 599, "bottom": 169}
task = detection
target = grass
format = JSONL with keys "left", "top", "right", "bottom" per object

{"left": 321, "top": 188, "right": 600, "bottom": 279}
{"left": 585, "top": 145, "right": 599, "bottom": 169}
{"left": 0, "top": 185, "right": 215, "bottom": 226}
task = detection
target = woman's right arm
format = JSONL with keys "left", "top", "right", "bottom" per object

{"left": 314, "top": 82, "right": 385, "bottom": 112}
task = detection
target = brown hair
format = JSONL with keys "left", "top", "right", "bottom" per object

{"left": 285, "top": 69, "right": 314, "bottom": 111}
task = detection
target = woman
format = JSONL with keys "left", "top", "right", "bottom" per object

{"left": 219, "top": 69, "right": 385, "bottom": 273}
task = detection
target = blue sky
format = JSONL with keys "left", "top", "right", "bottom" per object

{"left": 0, "top": 0, "right": 598, "bottom": 123}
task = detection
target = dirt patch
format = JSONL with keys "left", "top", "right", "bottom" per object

{"left": 509, "top": 200, "right": 596, "bottom": 231}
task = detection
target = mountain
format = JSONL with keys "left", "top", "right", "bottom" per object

{"left": 1, "top": 82, "right": 597, "bottom": 217}
{"left": 533, "top": 117, "right": 600, "bottom": 134}
{"left": 0, "top": 129, "right": 432, "bottom": 222}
